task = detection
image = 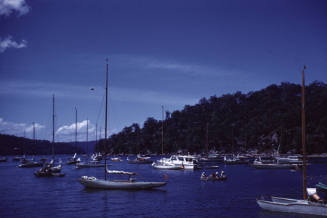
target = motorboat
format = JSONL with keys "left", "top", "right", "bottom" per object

{"left": 252, "top": 157, "right": 301, "bottom": 169}
{"left": 0, "top": 156, "right": 7, "bottom": 162}
{"left": 275, "top": 155, "right": 302, "bottom": 164}
{"left": 152, "top": 161, "right": 183, "bottom": 170}
{"left": 76, "top": 161, "right": 105, "bottom": 169}
{"left": 111, "top": 157, "right": 122, "bottom": 162}
{"left": 127, "top": 156, "right": 153, "bottom": 164}
{"left": 154, "top": 155, "right": 199, "bottom": 170}
{"left": 223, "top": 154, "right": 247, "bottom": 164}
{"left": 18, "top": 159, "right": 43, "bottom": 168}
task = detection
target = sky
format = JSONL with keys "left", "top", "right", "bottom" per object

{"left": 0, "top": 0, "right": 326, "bottom": 142}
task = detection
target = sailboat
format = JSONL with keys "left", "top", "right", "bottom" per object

{"left": 78, "top": 59, "right": 166, "bottom": 190}
{"left": 256, "top": 66, "right": 327, "bottom": 216}
{"left": 76, "top": 119, "right": 105, "bottom": 168}
{"left": 35, "top": 95, "right": 65, "bottom": 177}
{"left": 18, "top": 123, "right": 43, "bottom": 168}
{"left": 67, "top": 107, "right": 81, "bottom": 165}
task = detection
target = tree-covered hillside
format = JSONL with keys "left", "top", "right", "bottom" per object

{"left": 0, "top": 134, "right": 89, "bottom": 155}
{"left": 97, "top": 81, "right": 327, "bottom": 154}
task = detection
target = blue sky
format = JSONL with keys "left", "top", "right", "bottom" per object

{"left": 0, "top": 0, "right": 326, "bottom": 142}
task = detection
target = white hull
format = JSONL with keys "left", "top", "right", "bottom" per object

{"left": 79, "top": 176, "right": 167, "bottom": 190}
{"left": 257, "top": 197, "right": 327, "bottom": 216}
{"left": 152, "top": 162, "right": 183, "bottom": 170}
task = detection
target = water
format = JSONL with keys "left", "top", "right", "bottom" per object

{"left": 1, "top": 155, "right": 327, "bottom": 218}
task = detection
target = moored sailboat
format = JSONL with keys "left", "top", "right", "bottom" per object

{"left": 35, "top": 95, "right": 65, "bottom": 177}
{"left": 256, "top": 66, "right": 327, "bottom": 216}
{"left": 78, "top": 60, "right": 166, "bottom": 190}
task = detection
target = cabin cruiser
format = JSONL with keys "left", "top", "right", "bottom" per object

{"left": 154, "top": 155, "right": 199, "bottom": 170}
{"left": 275, "top": 155, "right": 302, "bottom": 164}
{"left": 223, "top": 154, "right": 247, "bottom": 164}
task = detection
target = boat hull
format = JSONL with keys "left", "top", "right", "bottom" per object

{"left": 253, "top": 163, "right": 299, "bottom": 169}
{"left": 76, "top": 163, "right": 105, "bottom": 168}
{"left": 257, "top": 197, "right": 327, "bottom": 216}
{"left": 152, "top": 163, "right": 183, "bottom": 170}
{"left": 79, "top": 176, "right": 167, "bottom": 190}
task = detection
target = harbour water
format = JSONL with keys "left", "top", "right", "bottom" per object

{"left": 1, "top": 155, "right": 326, "bottom": 218}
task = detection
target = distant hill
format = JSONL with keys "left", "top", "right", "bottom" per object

{"left": 0, "top": 134, "right": 96, "bottom": 155}
{"left": 97, "top": 81, "right": 327, "bottom": 154}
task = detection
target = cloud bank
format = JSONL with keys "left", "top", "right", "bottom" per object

{"left": 0, "top": 117, "right": 44, "bottom": 137}
{"left": 0, "top": 36, "right": 27, "bottom": 53}
{"left": 0, "top": 0, "right": 30, "bottom": 16}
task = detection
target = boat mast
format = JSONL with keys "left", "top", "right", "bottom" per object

{"left": 86, "top": 118, "right": 88, "bottom": 155}
{"left": 206, "top": 122, "right": 209, "bottom": 155}
{"left": 33, "top": 122, "right": 36, "bottom": 155}
{"left": 302, "top": 65, "right": 307, "bottom": 200}
{"left": 75, "top": 107, "right": 77, "bottom": 152}
{"left": 95, "top": 123, "right": 98, "bottom": 148}
{"left": 52, "top": 94, "right": 55, "bottom": 160}
{"left": 161, "top": 105, "right": 164, "bottom": 155}
{"left": 104, "top": 58, "right": 108, "bottom": 180}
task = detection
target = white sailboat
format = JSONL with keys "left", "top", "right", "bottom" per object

{"left": 67, "top": 107, "right": 81, "bottom": 165}
{"left": 76, "top": 119, "right": 104, "bottom": 168}
{"left": 78, "top": 59, "right": 166, "bottom": 190}
{"left": 256, "top": 66, "right": 327, "bottom": 216}
{"left": 35, "top": 95, "right": 65, "bottom": 177}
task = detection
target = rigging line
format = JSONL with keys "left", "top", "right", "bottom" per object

{"left": 96, "top": 92, "right": 106, "bottom": 125}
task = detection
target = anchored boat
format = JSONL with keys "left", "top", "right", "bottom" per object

{"left": 79, "top": 60, "right": 166, "bottom": 191}
{"left": 256, "top": 66, "right": 327, "bottom": 216}
{"left": 79, "top": 166, "right": 166, "bottom": 190}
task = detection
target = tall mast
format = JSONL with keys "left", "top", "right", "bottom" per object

{"left": 86, "top": 118, "right": 88, "bottom": 155}
{"left": 104, "top": 58, "right": 108, "bottom": 180}
{"left": 52, "top": 94, "right": 55, "bottom": 159}
{"left": 75, "top": 107, "right": 78, "bottom": 151}
{"left": 302, "top": 65, "right": 307, "bottom": 200}
{"left": 206, "top": 122, "right": 209, "bottom": 154}
{"left": 33, "top": 122, "right": 35, "bottom": 156}
{"left": 95, "top": 123, "right": 98, "bottom": 148}
{"left": 161, "top": 105, "right": 164, "bottom": 155}
{"left": 33, "top": 122, "right": 35, "bottom": 142}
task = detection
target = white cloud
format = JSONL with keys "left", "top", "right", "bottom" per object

{"left": 0, "top": 36, "right": 27, "bottom": 53}
{"left": 0, "top": 117, "right": 44, "bottom": 137}
{"left": 55, "top": 119, "right": 117, "bottom": 142}
{"left": 0, "top": 0, "right": 30, "bottom": 16}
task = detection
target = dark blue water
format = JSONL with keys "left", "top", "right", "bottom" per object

{"left": 1, "top": 155, "right": 327, "bottom": 218}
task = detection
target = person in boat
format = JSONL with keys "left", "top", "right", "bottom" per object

{"left": 215, "top": 171, "right": 220, "bottom": 180}
{"left": 201, "top": 172, "right": 207, "bottom": 180}
{"left": 208, "top": 172, "right": 215, "bottom": 180}
{"left": 220, "top": 171, "right": 225, "bottom": 178}
{"left": 308, "top": 191, "right": 324, "bottom": 203}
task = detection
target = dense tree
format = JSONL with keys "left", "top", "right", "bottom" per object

{"left": 98, "top": 81, "right": 327, "bottom": 154}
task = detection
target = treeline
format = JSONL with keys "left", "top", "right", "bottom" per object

{"left": 96, "top": 81, "right": 327, "bottom": 154}
{"left": 0, "top": 134, "right": 91, "bottom": 155}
